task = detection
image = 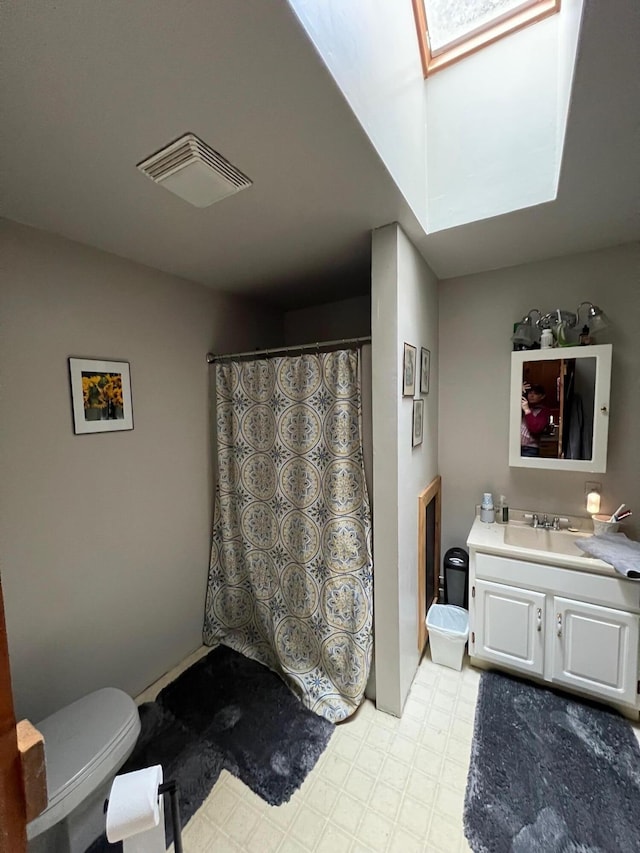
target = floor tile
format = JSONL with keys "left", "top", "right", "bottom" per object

{"left": 367, "top": 781, "right": 402, "bottom": 821}
{"left": 345, "top": 766, "right": 377, "bottom": 804}
{"left": 380, "top": 755, "right": 411, "bottom": 791}
{"left": 290, "top": 803, "right": 327, "bottom": 848}
{"left": 332, "top": 793, "right": 366, "bottom": 835}
{"left": 315, "top": 824, "right": 353, "bottom": 853}
{"left": 305, "top": 777, "right": 341, "bottom": 814}
{"left": 279, "top": 837, "right": 312, "bottom": 853}
{"left": 245, "top": 819, "right": 286, "bottom": 853}
{"left": 399, "top": 792, "right": 432, "bottom": 838}
{"left": 223, "top": 801, "right": 260, "bottom": 844}
{"left": 357, "top": 809, "right": 394, "bottom": 852}
{"left": 429, "top": 812, "right": 463, "bottom": 853}
{"left": 387, "top": 826, "right": 425, "bottom": 853}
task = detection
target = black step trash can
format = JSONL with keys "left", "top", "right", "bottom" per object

{"left": 443, "top": 547, "right": 469, "bottom": 609}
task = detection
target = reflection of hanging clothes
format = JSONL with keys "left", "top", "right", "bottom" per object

{"left": 564, "top": 394, "right": 586, "bottom": 459}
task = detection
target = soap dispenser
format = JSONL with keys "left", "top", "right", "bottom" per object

{"left": 496, "top": 495, "right": 509, "bottom": 524}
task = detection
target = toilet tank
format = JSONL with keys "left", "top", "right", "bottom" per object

{"left": 28, "top": 687, "right": 140, "bottom": 842}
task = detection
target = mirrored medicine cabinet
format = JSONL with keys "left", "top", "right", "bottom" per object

{"left": 509, "top": 344, "right": 612, "bottom": 472}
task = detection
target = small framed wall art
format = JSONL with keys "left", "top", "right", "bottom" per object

{"left": 403, "top": 343, "right": 417, "bottom": 396}
{"left": 412, "top": 398, "right": 424, "bottom": 447}
{"left": 69, "top": 358, "right": 133, "bottom": 434}
{"left": 420, "top": 347, "right": 431, "bottom": 394}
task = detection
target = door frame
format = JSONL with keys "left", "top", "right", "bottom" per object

{"left": 0, "top": 581, "right": 28, "bottom": 852}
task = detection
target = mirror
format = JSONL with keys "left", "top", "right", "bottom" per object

{"left": 509, "top": 344, "right": 612, "bottom": 472}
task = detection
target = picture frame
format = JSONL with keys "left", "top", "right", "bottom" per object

{"left": 420, "top": 347, "right": 431, "bottom": 394}
{"left": 403, "top": 343, "right": 417, "bottom": 396}
{"left": 69, "top": 358, "right": 133, "bottom": 434}
{"left": 412, "top": 398, "right": 424, "bottom": 447}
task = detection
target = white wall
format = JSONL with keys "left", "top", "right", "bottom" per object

{"left": 372, "top": 223, "right": 438, "bottom": 716}
{"left": 287, "top": 0, "right": 428, "bottom": 227}
{"left": 439, "top": 242, "right": 640, "bottom": 556}
{"left": 0, "top": 220, "right": 282, "bottom": 721}
{"left": 426, "top": 0, "right": 584, "bottom": 232}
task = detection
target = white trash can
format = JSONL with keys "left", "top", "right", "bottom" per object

{"left": 426, "top": 604, "right": 469, "bottom": 671}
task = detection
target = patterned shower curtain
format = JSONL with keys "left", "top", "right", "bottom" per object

{"left": 203, "top": 350, "right": 373, "bottom": 722}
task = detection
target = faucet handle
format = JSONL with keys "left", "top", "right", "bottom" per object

{"left": 532, "top": 513, "right": 539, "bottom": 528}
{"left": 552, "top": 516, "right": 560, "bottom": 530}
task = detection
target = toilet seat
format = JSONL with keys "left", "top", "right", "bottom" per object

{"left": 27, "top": 688, "right": 141, "bottom": 839}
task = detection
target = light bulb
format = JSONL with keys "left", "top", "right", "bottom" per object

{"left": 586, "top": 490, "right": 601, "bottom": 514}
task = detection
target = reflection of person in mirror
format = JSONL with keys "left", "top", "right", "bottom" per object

{"left": 520, "top": 383, "right": 549, "bottom": 457}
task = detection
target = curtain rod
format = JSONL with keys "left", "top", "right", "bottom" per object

{"left": 206, "top": 336, "right": 371, "bottom": 363}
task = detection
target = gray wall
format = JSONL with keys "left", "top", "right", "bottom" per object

{"left": 283, "top": 294, "right": 371, "bottom": 344}
{"left": 372, "top": 224, "right": 439, "bottom": 716}
{"left": 0, "top": 220, "right": 282, "bottom": 721}
{"left": 439, "top": 242, "right": 640, "bottom": 554}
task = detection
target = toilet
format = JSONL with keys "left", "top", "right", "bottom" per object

{"left": 27, "top": 687, "right": 141, "bottom": 853}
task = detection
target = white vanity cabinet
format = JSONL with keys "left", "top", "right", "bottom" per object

{"left": 549, "top": 598, "right": 639, "bottom": 706}
{"left": 469, "top": 545, "right": 640, "bottom": 712}
{"left": 473, "top": 580, "right": 545, "bottom": 677}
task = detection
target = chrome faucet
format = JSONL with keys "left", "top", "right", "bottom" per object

{"left": 529, "top": 513, "right": 561, "bottom": 530}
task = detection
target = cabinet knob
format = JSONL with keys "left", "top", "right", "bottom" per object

{"left": 537, "top": 608, "right": 542, "bottom": 632}
{"left": 556, "top": 613, "right": 562, "bottom": 637}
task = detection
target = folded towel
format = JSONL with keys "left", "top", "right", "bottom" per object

{"left": 575, "top": 532, "right": 640, "bottom": 579}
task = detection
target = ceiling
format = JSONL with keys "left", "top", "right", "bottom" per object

{"left": 1, "top": 1, "right": 638, "bottom": 309}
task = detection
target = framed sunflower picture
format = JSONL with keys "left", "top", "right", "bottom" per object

{"left": 69, "top": 358, "right": 133, "bottom": 434}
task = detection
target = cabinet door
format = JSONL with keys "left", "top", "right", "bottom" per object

{"left": 550, "top": 597, "right": 639, "bottom": 705}
{"left": 473, "top": 580, "right": 545, "bottom": 676}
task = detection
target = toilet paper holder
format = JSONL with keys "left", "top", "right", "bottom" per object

{"left": 104, "top": 778, "right": 183, "bottom": 853}
{"left": 158, "top": 780, "right": 183, "bottom": 853}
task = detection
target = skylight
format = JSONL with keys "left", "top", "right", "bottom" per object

{"left": 413, "top": 0, "right": 560, "bottom": 76}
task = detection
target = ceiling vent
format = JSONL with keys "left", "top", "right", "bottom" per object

{"left": 137, "top": 133, "right": 252, "bottom": 208}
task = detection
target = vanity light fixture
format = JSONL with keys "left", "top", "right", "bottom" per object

{"left": 511, "top": 309, "right": 541, "bottom": 348}
{"left": 576, "top": 302, "right": 609, "bottom": 334}
{"left": 512, "top": 302, "right": 609, "bottom": 349}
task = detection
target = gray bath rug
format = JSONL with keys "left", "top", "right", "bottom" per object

{"left": 86, "top": 645, "right": 334, "bottom": 851}
{"left": 464, "top": 670, "right": 640, "bottom": 853}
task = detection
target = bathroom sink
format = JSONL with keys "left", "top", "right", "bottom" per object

{"left": 503, "top": 525, "right": 589, "bottom": 558}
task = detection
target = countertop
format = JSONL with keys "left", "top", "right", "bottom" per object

{"left": 466, "top": 515, "right": 618, "bottom": 578}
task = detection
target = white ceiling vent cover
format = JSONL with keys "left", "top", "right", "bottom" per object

{"left": 137, "top": 133, "right": 252, "bottom": 208}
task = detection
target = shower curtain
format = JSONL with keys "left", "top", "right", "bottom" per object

{"left": 203, "top": 350, "right": 373, "bottom": 722}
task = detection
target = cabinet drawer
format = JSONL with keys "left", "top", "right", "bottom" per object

{"left": 474, "top": 552, "right": 640, "bottom": 613}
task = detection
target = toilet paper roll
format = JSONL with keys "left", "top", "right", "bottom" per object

{"left": 106, "top": 765, "right": 165, "bottom": 853}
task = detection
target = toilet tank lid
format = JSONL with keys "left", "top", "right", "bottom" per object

{"left": 37, "top": 687, "right": 139, "bottom": 802}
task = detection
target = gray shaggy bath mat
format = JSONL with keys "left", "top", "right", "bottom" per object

{"left": 464, "top": 670, "right": 640, "bottom": 852}
{"left": 87, "top": 645, "right": 334, "bottom": 851}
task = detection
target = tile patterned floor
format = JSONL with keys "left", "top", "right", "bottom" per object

{"left": 151, "top": 648, "right": 479, "bottom": 853}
